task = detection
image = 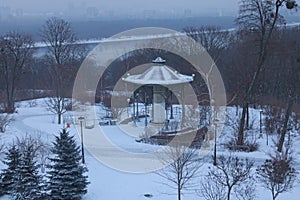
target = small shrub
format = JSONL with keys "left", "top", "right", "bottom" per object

{"left": 225, "top": 138, "right": 259, "bottom": 152}
{"left": 257, "top": 147, "right": 297, "bottom": 200}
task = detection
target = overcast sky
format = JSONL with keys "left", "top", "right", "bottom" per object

{"left": 0, "top": 0, "right": 240, "bottom": 17}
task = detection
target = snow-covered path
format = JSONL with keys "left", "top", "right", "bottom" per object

{"left": 0, "top": 103, "right": 183, "bottom": 200}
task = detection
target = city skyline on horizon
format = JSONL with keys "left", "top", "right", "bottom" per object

{"left": 0, "top": 0, "right": 240, "bottom": 20}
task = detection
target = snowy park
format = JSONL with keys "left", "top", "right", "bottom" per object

{"left": 0, "top": 98, "right": 299, "bottom": 200}
{"left": 1, "top": 0, "right": 300, "bottom": 199}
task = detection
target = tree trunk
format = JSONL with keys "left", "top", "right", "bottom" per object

{"left": 277, "top": 99, "right": 293, "bottom": 152}
{"left": 272, "top": 189, "right": 276, "bottom": 200}
{"left": 58, "top": 113, "right": 61, "bottom": 124}
{"left": 178, "top": 185, "right": 181, "bottom": 200}
{"left": 246, "top": 105, "right": 249, "bottom": 129}
{"left": 237, "top": 103, "right": 247, "bottom": 145}
{"left": 177, "top": 176, "right": 181, "bottom": 200}
{"left": 227, "top": 187, "right": 232, "bottom": 200}
{"left": 5, "top": 85, "right": 15, "bottom": 113}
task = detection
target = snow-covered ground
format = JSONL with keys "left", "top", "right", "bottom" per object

{"left": 0, "top": 99, "right": 300, "bottom": 200}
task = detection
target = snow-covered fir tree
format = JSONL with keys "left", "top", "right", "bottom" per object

{"left": 13, "top": 144, "right": 44, "bottom": 200}
{"left": 1, "top": 144, "right": 44, "bottom": 199}
{"left": 0, "top": 145, "right": 21, "bottom": 195}
{"left": 47, "top": 129, "right": 89, "bottom": 200}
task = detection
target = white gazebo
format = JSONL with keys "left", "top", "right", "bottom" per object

{"left": 123, "top": 57, "right": 194, "bottom": 125}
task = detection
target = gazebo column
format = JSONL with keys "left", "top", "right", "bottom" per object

{"left": 152, "top": 85, "right": 166, "bottom": 124}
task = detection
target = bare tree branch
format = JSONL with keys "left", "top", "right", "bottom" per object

{"left": 156, "top": 144, "right": 202, "bottom": 200}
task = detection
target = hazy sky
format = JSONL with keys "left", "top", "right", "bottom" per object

{"left": 0, "top": 0, "right": 240, "bottom": 17}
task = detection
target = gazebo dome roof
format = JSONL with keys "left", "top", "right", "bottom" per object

{"left": 123, "top": 65, "right": 194, "bottom": 85}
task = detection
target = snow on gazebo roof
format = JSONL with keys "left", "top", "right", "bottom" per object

{"left": 123, "top": 65, "right": 194, "bottom": 85}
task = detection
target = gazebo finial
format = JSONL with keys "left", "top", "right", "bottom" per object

{"left": 152, "top": 57, "right": 166, "bottom": 63}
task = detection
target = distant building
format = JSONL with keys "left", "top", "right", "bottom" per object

{"left": 183, "top": 9, "right": 192, "bottom": 18}
{"left": 0, "top": 6, "right": 12, "bottom": 21}
{"left": 86, "top": 7, "right": 99, "bottom": 19}
{"left": 142, "top": 10, "right": 156, "bottom": 19}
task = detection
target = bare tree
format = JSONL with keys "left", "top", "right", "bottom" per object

{"left": 15, "top": 133, "right": 51, "bottom": 173}
{"left": 208, "top": 154, "right": 254, "bottom": 200}
{"left": 157, "top": 144, "right": 201, "bottom": 200}
{"left": 0, "top": 114, "right": 13, "bottom": 133}
{"left": 45, "top": 97, "right": 71, "bottom": 124}
{"left": 275, "top": 27, "right": 300, "bottom": 152}
{"left": 234, "top": 182, "right": 256, "bottom": 200}
{"left": 185, "top": 104, "right": 200, "bottom": 128}
{"left": 40, "top": 17, "right": 77, "bottom": 65}
{"left": 257, "top": 146, "right": 297, "bottom": 200}
{"left": 235, "top": 0, "right": 297, "bottom": 146}
{"left": 0, "top": 31, "right": 34, "bottom": 113}
{"left": 40, "top": 17, "right": 82, "bottom": 124}
{"left": 263, "top": 106, "right": 284, "bottom": 134}
{"left": 183, "top": 26, "right": 232, "bottom": 60}
{"left": 198, "top": 175, "right": 227, "bottom": 200}
{"left": 183, "top": 26, "right": 233, "bottom": 104}
{"left": 110, "top": 107, "right": 126, "bottom": 121}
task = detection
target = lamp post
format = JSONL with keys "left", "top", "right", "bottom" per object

{"left": 170, "top": 91, "right": 174, "bottom": 119}
{"left": 211, "top": 99, "right": 218, "bottom": 166}
{"left": 213, "top": 119, "right": 219, "bottom": 166}
{"left": 127, "top": 98, "right": 131, "bottom": 118}
{"left": 144, "top": 93, "right": 148, "bottom": 127}
{"left": 78, "top": 116, "right": 85, "bottom": 164}
{"left": 136, "top": 92, "right": 139, "bottom": 122}
{"left": 259, "top": 110, "right": 263, "bottom": 138}
{"left": 165, "top": 100, "right": 169, "bottom": 131}
{"left": 132, "top": 96, "right": 136, "bottom": 123}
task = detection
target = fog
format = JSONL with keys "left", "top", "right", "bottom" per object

{"left": 0, "top": 0, "right": 239, "bottom": 19}
{"left": 1, "top": 0, "right": 298, "bottom": 41}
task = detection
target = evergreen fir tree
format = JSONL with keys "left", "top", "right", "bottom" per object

{"left": 0, "top": 174, "right": 4, "bottom": 196}
{"left": 1, "top": 145, "right": 21, "bottom": 195}
{"left": 13, "top": 144, "right": 43, "bottom": 200}
{"left": 47, "top": 129, "right": 89, "bottom": 200}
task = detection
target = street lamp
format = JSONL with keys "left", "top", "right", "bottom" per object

{"left": 213, "top": 118, "right": 219, "bottom": 166}
{"left": 136, "top": 92, "right": 140, "bottom": 122}
{"left": 144, "top": 93, "right": 148, "bottom": 127}
{"left": 127, "top": 98, "right": 131, "bottom": 118}
{"left": 78, "top": 116, "right": 85, "bottom": 164}
{"left": 169, "top": 90, "right": 174, "bottom": 120}
{"left": 259, "top": 110, "right": 263, "bottom": 138}
{"left": 132, "top": 96, "right": 136, "bottom": 123}
{"left": 211, "top": 98, "right": 218, "bottom": 166}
